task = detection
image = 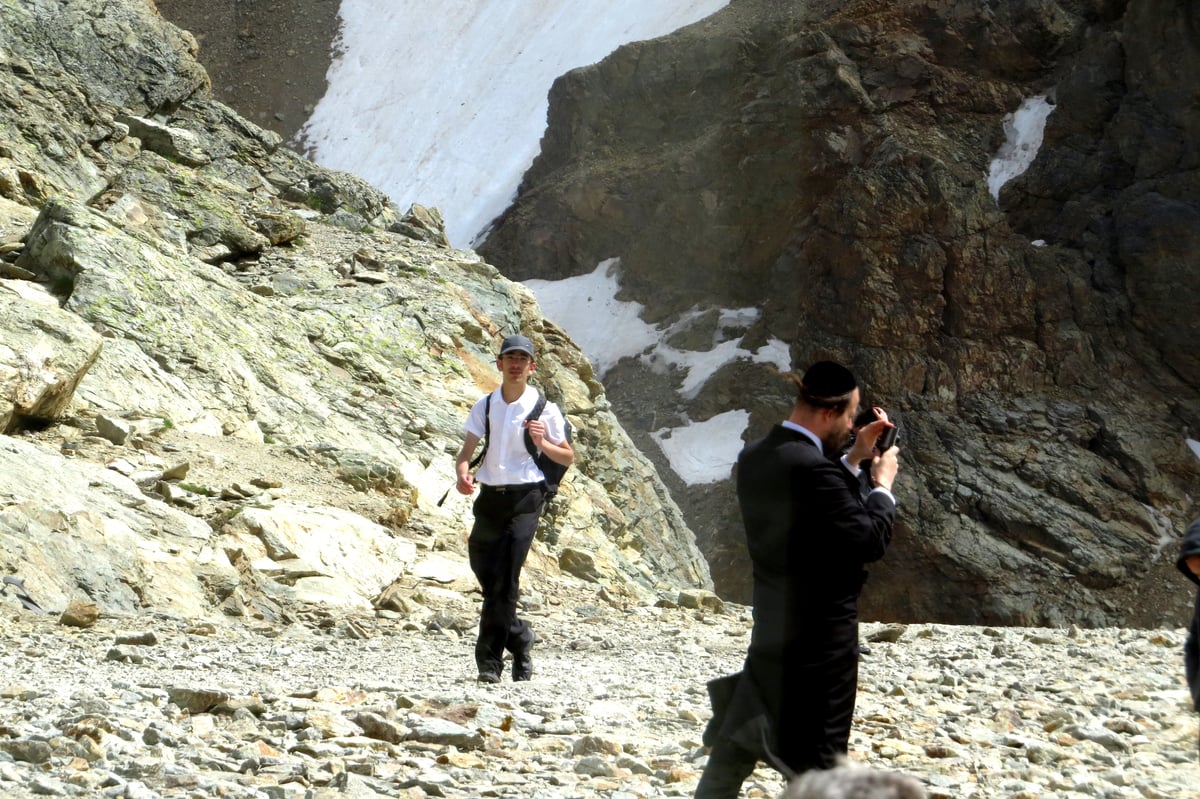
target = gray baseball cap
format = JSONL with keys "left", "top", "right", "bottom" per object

{"left": 498, "top": 335, "right": 535, "bottom": 358}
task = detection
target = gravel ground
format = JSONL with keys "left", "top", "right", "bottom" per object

{"left": 2, "top": 581, "right": 1198, "bottom": 798}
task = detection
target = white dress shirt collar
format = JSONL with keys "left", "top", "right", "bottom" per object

{"left": 781, "top": 420, "right": 823, "bottom": 455}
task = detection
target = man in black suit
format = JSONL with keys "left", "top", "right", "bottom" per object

{"left": 696, "top": 361, "right": 899, "bottom": 798}
{"left": 1179, "top": 518, "right": 1200, "bottom": 727}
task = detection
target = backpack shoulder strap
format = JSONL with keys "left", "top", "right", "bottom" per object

{"left": 523, "top": 390, "right": 546, "bottom": 458}
{"left": 468, "top": 393, "right": 492, "bottom": 469}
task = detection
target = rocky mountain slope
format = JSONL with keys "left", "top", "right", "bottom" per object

{"left": 477, "top": 0, "right": 1200, "bottom": 626}
{"left": 15, "top": 0, "right": 1200, "bottom": 631}
{"left": 156, "top": 0, "right": 1200, "bottom": 628}
{"left": 0, "top": 0, "right": 711, "bottom": 624}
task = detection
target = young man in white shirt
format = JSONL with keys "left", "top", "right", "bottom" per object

{"left": 454, "top": 335, "right": 574, "bottom": 682}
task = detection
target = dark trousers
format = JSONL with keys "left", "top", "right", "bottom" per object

{"left": 468, "top": 484, "right": 544, "bottom": 674}
{"left": 696, "top": 648, "right": 858, "bottom": 798}
{"left": 778, "top": 649, "right": 858, "bottom": 772}
{"left": 694, "top": 739, "right": 759, "bottom": 799}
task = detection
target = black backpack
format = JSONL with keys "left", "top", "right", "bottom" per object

{"left": 472, "top": 390, "right": 572, "bottom": 497}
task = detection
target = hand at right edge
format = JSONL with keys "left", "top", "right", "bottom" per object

{"left": 870, "top": 446, "right": 899, "bottom": 492}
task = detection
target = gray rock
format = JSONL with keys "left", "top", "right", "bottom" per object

{"left": 0, "top": 740, "right": 51, "bottom": 764}
{"left": 106, "top": 645, "right": 145, "bottom": 664}
{"left": 404, "top": 716, "right": 484, "bottom": 750}
{"left": 0, "top": 285, "right": 102, "bottom": 434}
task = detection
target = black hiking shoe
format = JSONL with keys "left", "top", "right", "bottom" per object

{"left": 512, "top": 651, "right": 533, "bottom": 682}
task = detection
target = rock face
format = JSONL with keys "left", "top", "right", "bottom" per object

{"left": 0, "top": 0, "right": 711, "bottom": 622}
{"left": 153, "top": 0, "right": 338, "bottom": 142}
{"left": 478, "top": 0, "right": 1200, "bottom": 625}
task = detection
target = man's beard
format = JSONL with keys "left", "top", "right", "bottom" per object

{"left": 822, "top": 427, "right": 851, "bottom": 455}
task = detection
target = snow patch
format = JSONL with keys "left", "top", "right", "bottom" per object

{"left": 526, "top": 260, "right": 789, "bottom": 483}
{"left": 301, "top": 0, "right": 728, "bottom": 246}
{"left": 987, "top": 94, "right": 1056, "bottom": 201}
{"left": 651, "top": 409, "right": 749, "bottom": 485}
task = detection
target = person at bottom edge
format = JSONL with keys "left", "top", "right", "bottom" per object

{"left": 454, "top": 334, "right": 574, "bottom": 684}
{"left": 695, "top": 361, "right": 900, "bottom": 798}
{"left": 1178, "top": 517, "right": 1200, "bottom": 747}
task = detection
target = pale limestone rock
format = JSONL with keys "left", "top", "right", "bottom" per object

{"left": 232, "top": 503, "right": 417, "bottom": 608}
{"left": 0, "top": 435, "right": 236, "bottom": 617}
{"left": 410, "top": 552, "right": 475, "bottom": 590}
{"left": 0, "top": 287, "right": 103, "bottom": 433}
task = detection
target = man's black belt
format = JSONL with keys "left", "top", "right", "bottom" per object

{"left": 479, "top": 482, "right": 544, "bottom": 494}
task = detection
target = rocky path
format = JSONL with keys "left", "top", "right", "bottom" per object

{"left": 1, "top": 581, "right": 1197, "bottom": 798}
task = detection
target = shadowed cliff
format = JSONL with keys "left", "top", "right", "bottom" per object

{"left": 478, "top": 0, "right": 1200, "bottom": 626}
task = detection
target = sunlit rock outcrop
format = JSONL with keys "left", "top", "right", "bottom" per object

{"left": 0, "top": 0, "right": 710, "bottom": 621}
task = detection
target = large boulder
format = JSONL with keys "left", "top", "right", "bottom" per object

{"left": 0, "top": 280, "right": 102, "bottom": 433}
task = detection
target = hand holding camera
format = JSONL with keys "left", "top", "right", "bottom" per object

{"left": 849, "top": 406, "right": 900, "bottom": 491}
{"left": 852, "top": 406, "right": 899, "bottom": 454}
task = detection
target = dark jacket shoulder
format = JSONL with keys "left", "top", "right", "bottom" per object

{"left": 1179, "top": 518, "right": 1200, "bottom": 588}
{"left": 1179, "top": 517, "right": 1200, "bottom": 713}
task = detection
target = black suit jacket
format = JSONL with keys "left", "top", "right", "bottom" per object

{"left": 705, "top": 424, "right": 897, "bottom": 770}
{"left": 1179, "top": 518, "right": 1200, "bottom": 712}
{"left": 737, "top": 424, "right": 895, "bottom": 657}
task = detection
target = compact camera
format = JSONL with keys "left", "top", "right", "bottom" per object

{"left": 876, "top": 422, "right": 898, "bottom": 452}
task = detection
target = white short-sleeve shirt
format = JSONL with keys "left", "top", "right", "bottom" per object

{"left": 463, "top": 386, "right": 567, "bottom": 486}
